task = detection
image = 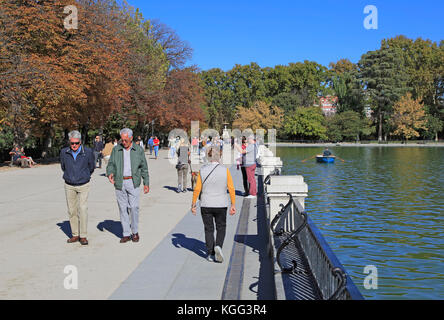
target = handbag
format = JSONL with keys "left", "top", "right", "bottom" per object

{"left": 176, "top": 163, "right": 186, "bottom": 169}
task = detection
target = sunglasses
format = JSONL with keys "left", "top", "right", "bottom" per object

{"left": 70, "top": 142, "right": 80, "bottom": 145}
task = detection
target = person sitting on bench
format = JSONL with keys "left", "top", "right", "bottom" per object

{"left": 9, "top": 146, "right": 30, "bottom": 167}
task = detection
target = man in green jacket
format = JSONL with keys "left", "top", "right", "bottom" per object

{"left": 106, "top": 128, "right": 149, "bottom": 243}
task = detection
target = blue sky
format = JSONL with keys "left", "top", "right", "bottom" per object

{"left": 127, "top": 0, "right": 444, "bottom": 71}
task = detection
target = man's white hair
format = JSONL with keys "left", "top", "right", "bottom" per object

{"left": 68, "top": 130, "right": 81, "bottom": 140}
{"left": 120, "top": 128, "right": 133, "bottom": 138}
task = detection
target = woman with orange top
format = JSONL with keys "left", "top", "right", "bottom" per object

{"left": 191, "top": 146, "right": 236, "bottom": 263}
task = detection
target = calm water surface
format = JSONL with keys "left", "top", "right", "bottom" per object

{"left": 277, "top": 146, "right": 444, "bottom": 299}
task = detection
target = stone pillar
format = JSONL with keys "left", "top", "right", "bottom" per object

{"left": 266, "top": 175, "right": 308, "bottom": 232}
{"left": 257, "top": 146, "right": 283, "bottom": 178}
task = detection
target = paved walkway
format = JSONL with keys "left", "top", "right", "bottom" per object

{"left": 0, "top": 148, "right": 274, "bottom": 299}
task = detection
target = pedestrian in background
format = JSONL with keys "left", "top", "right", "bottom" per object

{"left": 191, "top": 136, "right": 199, "bottom": 154}
{"left": 239, "top": 135, "right": 257, "bottom": 198}
{"left": 93, "top": 135, "right": 104, "bottom": 169}
{"left": 235, "top": 136, "right": 249, "bottom": 196}
{"left": 153, "top": 136, "right": 160, "bottom": 159}
{"left": 106, "top": 128, "right": 150, "bottom": 243}
{"left": 60, "top": 130, "right": 95, "bottom": 245}
{"left": 102, "top": 137, "right": 114, "bottom": 166}
{"left": 137, "top": 136, "right": 144, "bottom": 150}
{"left": 176, "top": 139, "right": 190, "bottom": 193}
{"left": 191, "top": 146, "right": 236, "bottom": 263}
{"left": 148, "top": 136, "right": 154, "bottom": 155}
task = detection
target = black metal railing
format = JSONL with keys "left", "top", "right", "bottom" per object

{"left": 264, "top": 168, "right": 280, "bottom": 185}
{"left": 269, "top": 193, "right": 363, "bottom": 300}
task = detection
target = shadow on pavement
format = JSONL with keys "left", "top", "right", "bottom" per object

{"left": 57, "top": 221, "right": 72, "bottom": 238}
{"left": 171, "top": 233, "right": 207, "bottom": 258}
{"left": 97, "top": 220, "right": 123, "bottom": 238}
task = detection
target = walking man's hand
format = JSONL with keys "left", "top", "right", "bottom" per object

{"left": 230, "top": 206, "right": 236, "bottom": 215}
{"left": 144, "top": 185, "right": 149, "bottom": 194}
{"left": 191, "top": 205, "right": 197, "bottom": 215}
{"left": 108, "top": 173, "right": 114, "bottom": 184}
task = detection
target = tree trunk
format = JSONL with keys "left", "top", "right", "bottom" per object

{"left": 378, "top": 111, "right": 383, "bottom": 142}
{"left": 81, "top": 124, "right": 89, "bottom": 146}
{"left": 436, "top": 132, "right": 438, "bottom": 142}
{"left": 64, "top": 129, "right": 69, "bottom": 146}
{"left": 41, "top": 123, "right": 54, "bottom": 158}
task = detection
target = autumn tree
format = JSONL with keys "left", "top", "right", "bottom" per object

{"left": 390, "top": 93, "right": 427, "bottom": 140}
{"left": 0, "top": 0, "right": 131, "bottom": 152}
{"left": 152, "top": 67, "right": 206, "bottom": 133}
{"left": 232, "top": 101, "right": 284, "bottom": 133}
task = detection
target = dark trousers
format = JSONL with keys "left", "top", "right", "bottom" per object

{"left": 241, "top": 166, "right": 249, "bottom": 194}
{"left": 201, "top": 207, "right": 227, "bottom": 255}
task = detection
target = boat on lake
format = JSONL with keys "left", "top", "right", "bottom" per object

{"left": 316, "top": 155, "right": 335, "bottom": 163}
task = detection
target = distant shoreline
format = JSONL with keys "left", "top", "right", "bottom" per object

{"left": 269, "top": 142, "right": 444, "bottom": 147}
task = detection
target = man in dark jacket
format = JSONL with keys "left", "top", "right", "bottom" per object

{"left": 60, "top": 130, "right": 95, "bottom": 245}
{"left": 93, "top": 135, "right": 104, "bottom": 168}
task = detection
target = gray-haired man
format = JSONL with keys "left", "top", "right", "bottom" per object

{"left": 106, "top": 128, "right": 150, "bottom": 243}
{"left": 60, "top": 130, "right": 95, "bottom": 245}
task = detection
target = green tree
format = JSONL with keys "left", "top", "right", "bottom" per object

{"left": 383, "top": 36, "right": 444, "bottom": 138}
{"left": 358, "top": 45, "right": 410, "bottom": 141}
{"left": 200, "top": 68, "right": 235, "bottom": 130}
{"left": 329, "top": 59, "right": 365, "bottom": 114}
{"left": 284, "top": 107, "right": 327, "bottom": 140}
{"left": 422, "top": 115, "right": 443, "bottom": 141}
{"left": 287, "top": 61, "right": 329, "bottom": 106}
{"left": 227, "top": 62, "right": 268, "bottom": 107}
{"left": 271, "top": 92, "right": 302, "bottom": 113}
{"left": 326, "top": 111, "right": 371, "bottom": 141}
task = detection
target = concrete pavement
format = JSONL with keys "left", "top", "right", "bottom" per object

{"left": 0, "top": 149, "right": 197, "bottom": 299}
{"left": 0, "top": 148, "right": 277, "bottom": 300}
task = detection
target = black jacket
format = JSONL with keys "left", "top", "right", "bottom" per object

{"left": 60, "top": 146, "right": 95, "bottom": 186}
{"left": 93, "top": 140, "right": 104, "bottom": 152}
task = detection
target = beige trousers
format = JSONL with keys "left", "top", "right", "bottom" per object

{"left": 64, "top": 182, "right": 90, "bottom": 238}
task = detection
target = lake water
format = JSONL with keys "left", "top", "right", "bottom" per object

{"left": 277, "top": 146, "right": 444, "bottom": 299}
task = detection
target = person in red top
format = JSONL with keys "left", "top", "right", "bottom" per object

{"left": 234, "top": 136, "right": 249, "bottom": 196}
{"left": 153, "top": 136, "right": 160, "bottom": 159}
{"left": 191, "top": 136, "right": 199, "bottom": 154}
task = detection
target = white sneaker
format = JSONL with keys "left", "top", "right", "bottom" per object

{"left": 214, "top": 246, "right": 224, "bottom": 263}
{"left": 207, "top": 254, "right": 215, "bottom": 262}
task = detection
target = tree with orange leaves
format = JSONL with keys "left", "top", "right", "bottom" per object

{"left": 390, "top": 93, "right": 427, "bottom": 140}
{"left": 152, "top": 67, "right": 206, "bottom": 133}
